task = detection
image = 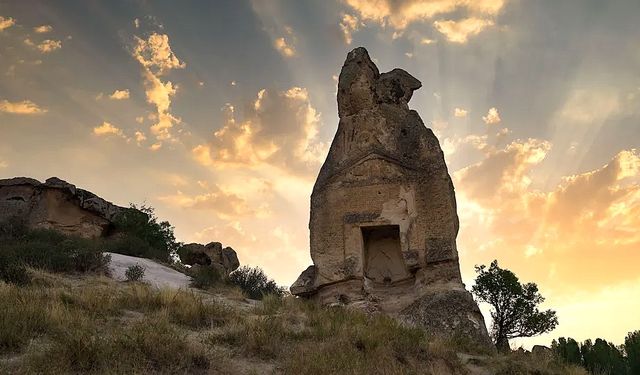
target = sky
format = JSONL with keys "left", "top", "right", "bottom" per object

{"left": 1, "top": 0, "right": 639, "bottom": 349}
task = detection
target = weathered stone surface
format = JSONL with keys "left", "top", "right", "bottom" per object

{"left": 0, "top": 176, "right": 125, "bottom": 238}
{"left": 292, "top": 47, "right": 490, "bottom": 345}
{"left": 178, "top": 241, "right": 240, "bottom": 276}
{"left": 290, "top": 265, "right": 316, "bottom": 296}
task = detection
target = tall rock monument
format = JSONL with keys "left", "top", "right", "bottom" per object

{"left": 291, "top": 47, "right": 491, "bottom": 346}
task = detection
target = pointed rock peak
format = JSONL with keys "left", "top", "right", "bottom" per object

{"left": 337, "top": 47, "right": 422, "bottom": 118}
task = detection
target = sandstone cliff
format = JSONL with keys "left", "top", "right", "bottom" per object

{"left": 0, "top": 177, "right": 125, "bottom": 238}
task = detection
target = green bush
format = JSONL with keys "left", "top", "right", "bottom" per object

{"left": 0, "top": 252, "right": 30, "bottom": 285}
{"left": 0, "top": 220, "right": 110, "bottom": 276}
{"left": 125, "top": 264, "right": 145, "bottom": 282}
{"left": 190, "top": 266, "right": 222, "bottom": 290}
{"left": 228, "top": 266, "right": 284, "bottom": 300}
{"left": 109, "top": 204, "right": 181, "bottom": 262}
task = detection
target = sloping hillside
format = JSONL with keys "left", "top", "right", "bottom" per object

{"left": 0, "top": 264, "right": 587, "bottom": 375}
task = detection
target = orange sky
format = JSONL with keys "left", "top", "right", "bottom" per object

{"left": 1, "top": 0, "right": 638, "bottom": 349}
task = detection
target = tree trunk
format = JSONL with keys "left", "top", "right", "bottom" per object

{"left": 496, "top": 336, "right": 510, "bottom": 352}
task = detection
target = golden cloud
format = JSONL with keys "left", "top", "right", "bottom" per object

{"left": 482, "top": 107, "right": 501, "bottom": 125}
{"left": 344, "top": 0, "right": 505, "bottom": 42}
{"left": 340, "top": 13, "right": 361, "bottom": 45}
{"left": 158, "top": 184, "right": 254, "bottom": 220}
{"left": 34, "top": 25, "right": 53, "bottom": 33}
{"left": 193, "top": 87, "right": 325, "bottom": 175}
{"left": 132, "top": 32, "right": 185, "bottom": 145}
{"left": 455, "top": 138, "right": 640, "bottom": 296}
{"left": 0, "top": 99, "right": 47, "bottom": 114}
{"left": 274, "top": 37, "right": 295, "bottom": 57}
{"left": 454, "top": 107, "right": 468, "bottom": 117}
{"left": 25, "top": 39, "right": 62, "bottom": 53}
{"left": 109, "top": 89, "right": 130, "bottom": 100}
{"left": 0, "top": 16, "right": 15, "bottom": 31}
{"left": 434, "top": 17, "right": 494, "bottom": 43}
{"left": 93, "top": 121, "right": 124, "bottom": 137}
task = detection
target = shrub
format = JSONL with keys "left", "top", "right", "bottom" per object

{"left": 125, "top": 264, "right": 145, "bottom": 282}
{"left": 0, "top": 252, "right": 30, "bottom": 285}
{"left": 190, "top": 266, "right": 222, "bottom": 290}
{"left": 109, "top": 204, "right": 181, "bottom": 262}
{"left": 0, "top": 220, "right": 110, "bottom": 275}
{"left": 228, "top": 266, "right": 285, "bottom": 300}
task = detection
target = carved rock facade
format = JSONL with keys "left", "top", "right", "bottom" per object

{"left": 291, "top": 47, "right": 491, "bottom": 347}
{"left": 0, "top": 177, "right": 125, "bottom": 238}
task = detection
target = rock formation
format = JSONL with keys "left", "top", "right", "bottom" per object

{"left": 0, "top": 177, "right": 125, "bottom": 238}
{"left": 291, "top": 47, "right": 491, "bottom": 347}
{"left": 178, "top": 242, "right": 240, "bottom": 276}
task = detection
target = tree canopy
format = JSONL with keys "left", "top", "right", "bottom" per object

{"left": 472, "top": 260, "right": 558, "bottom": 351}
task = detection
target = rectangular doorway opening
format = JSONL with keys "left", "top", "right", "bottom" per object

{"left": 362, "top": 225, "right": 409, "bottom": 284}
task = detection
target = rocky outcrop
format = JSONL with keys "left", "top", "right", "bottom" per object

{"left": 291, "top": 47, "right": 491, "bottom": 348}
{"left": 178, "top": 242, "right": 240, "bottom": 276}
{"left": 0, "top": 177, "right": 125, "bottom": 238}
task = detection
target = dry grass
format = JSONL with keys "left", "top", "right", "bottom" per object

{"left": 0, "top": 270, "right": 588, "bottom": 375}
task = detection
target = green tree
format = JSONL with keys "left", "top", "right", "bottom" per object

{"left": 552, "top": 337, "right": 582, "bottom": 365}
{"left": 108, "top": 204, "right": 181, "bottom": 262}
{"left": 582, "top": 338, "right": 627, "bottom": 375}
{"left": 471, "top": 260, "right": 558, "bottom": 351}
{"left": 625, "top": 330, "right": 640, "bottom": 375}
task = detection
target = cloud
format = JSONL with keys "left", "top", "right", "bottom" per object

{"left": 93, "top": 121, "right": 124, "bottom": 137}
{"left": 433, "top": 17, "right": 494, "bottom": 43}
{"left": 131, "top": 32, "right": 185, "bottom": 144}
{"left": 0, "top": 99, "right": 47, "bottom": 114}
{"left": 0, "top": 16, "right": 15, "bottom": 31}
{"left": 340, "top": 13, "right": 361, "bottom": 45}
{"left": 343, "top": 0, "right": 505, "bottom": 42}
{"left": 454, "top": 107, "right": 468, "bottom": 117}
{"left": 33, "top": 25, "right": 52, "bottom": 33}
{"left": 482, "top": 107, "right": 501, "bottom": 124}
{"left": 0, "top": 160, "right": 7, "bottom": 168}
{"left": 25, "top": 39, "right": 62, "bottom": 53}
{"left": 132, "top": 33, "right": 185, "bottom": 75}
{"left": 134, "top": 131, "right": 147, "bottom": 145}
{"left": 109, "top": 89, "right": 130, "bottom": 100}
{"left": 274, "top": 37, "right": 295, "bottom": 57}
{"left": 158, "top": 184, "right": 254, "bottom": 220}
{"left": 455, "top": 138, "right": 640, "bottom": 296}
{"left": 192, "top": 88, "right": 325, "bottom": 175}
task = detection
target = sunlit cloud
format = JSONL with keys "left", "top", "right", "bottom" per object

{"left": 192, "top": 87, "right": 325, "bottom": 176}
{"left": 456, "top": 139, "right": 640, "bottom": 296}
{"left": 482, "top": 107, "right": 501, "bottom": 125}
{"left": 25, "top": 38, "right": 62, "bottom": 53}
{"left": 134, "top": 131, "right": 147, "bottom": 146}
{"left": 132, "top": 32, "right": 185, "bottom": 144}
{"left": 0, "top": 16, "right": 15, "bottom": 31}
{"left": 434, "top": 17, "right": 494, "bottom": 43}
{"left": 274, "top": 37, "right": 295, "bottom": 57}
{"left": 0, "top": 99, "right": 47, "bottom": 115}
{"left": 344, "top": 0, "right": 506, "bottom": 38}
{"left": 158, "top": 184, "right": 254, "bottom": 220}
{"left": 109, "top": 89, "right": 130, "bottom": 100}
{"left": 93, "top": 121, "right": 124, "bottom": 137}
{"left": 33, "top": 25, "right": 53, "bottom": 33}
{"left": 339, "top": 13, "right": 361, "bottom": 45}
{"left": 454, "top": 107, "right": 468, "bottom": 117}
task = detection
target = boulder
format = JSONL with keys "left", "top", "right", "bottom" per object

{"left": 0, "top": 176, "right": 125, "bottom": 238}
{"left": 178, "top": 241, "right": 240, "bottom": 276}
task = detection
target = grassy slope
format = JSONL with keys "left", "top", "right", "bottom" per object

{"left": 0, "top": 270, "right": 587, "bottom": 375}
